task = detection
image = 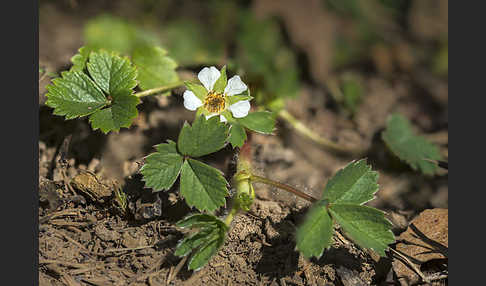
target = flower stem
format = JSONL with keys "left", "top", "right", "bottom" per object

{"left": 133, "top": 81, "right": 185, "bottom": 98}
{"left": 277, "top": 109, "right": 364, "bottom": 156}
{"left": 224, "top": 207, "right": 239, "bottom": 227}
{"left": 250, "top": 174, "right": 318, "bottom": 203}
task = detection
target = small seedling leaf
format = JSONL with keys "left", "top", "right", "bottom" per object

{"left": 140, "top": 140, "right": 184, "bottom": 192}
{"left": 295, "top": 200, "right": 334, "bottom": 258}
{"left": 188, "top": 234, "right": 223, "bottom": 270}
{"left": 178, "top": 115, "right": 230, "bottom": 157}
{"left": 176, "top": 214, "right": 220, "bottom": 228}
{"left": 45, "top": 71, "right": 109, "bottom": 120}
{"left": 174, "top": 214, "right": 228, "bottom": 270}
{"left": 321, "top": 159, "right": 379, "bottom": 205}
{"left": 236, "top": 111, "right": 275, "bottom": 134}
{"left": 382, "top": 113, "right": 442, "bottom": 175}
{"left": 328, "top": 204, "right": 395, "bottom": 256}
{"left": 180, "top": 159, "right": 229, "bottom": 212}
{"left": 174, "top": 227, "right": 216, "bottom": 257}
{"left": 132, "top": 45, "right": 179, "bottom": 93}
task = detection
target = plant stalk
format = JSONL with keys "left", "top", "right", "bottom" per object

{"left": 224, "top": 207, "right": 239, "bottom": 227}
{"left": 133, "top": 81, "right": 185, "bottom": 98}
{"left": 277, "top": 109, "right": 364, "bottom": 156}
{"left": 250, "top": 174, "right": 318, "bottom": 203}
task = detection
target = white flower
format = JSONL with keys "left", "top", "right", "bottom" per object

{"left": 183, "top": 66, "right": 251, "bottom": 121}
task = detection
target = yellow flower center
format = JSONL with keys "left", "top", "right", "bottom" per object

{"left": 204, "top": 92, "right": 226, "bottom": 113}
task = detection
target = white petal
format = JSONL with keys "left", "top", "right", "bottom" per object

{"left": 183, "top": 90, "right": 203, "bottom": 111}
{"left": 205, "top": 114, "right": 218, "bottom": 120}
{"left": 219, "top": 115, "right": 227, "bottom": 122}
{"left": 224, "top": 75, "right": 247, "bottom": 96}
{"left": 229, "top": 100, "right": 251, "bottom": 118}
{"left": 198, "top": 66, "right": 221, "bottom": 91}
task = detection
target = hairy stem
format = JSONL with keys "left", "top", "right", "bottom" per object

{"left": 250, "top": 174, "right": 318, "bottom": 203}
{"left": 277, "top": 109, "right": 364, "bottom": 156}
{"left": 133, "top": 81, "right": 185, "bottom": 98}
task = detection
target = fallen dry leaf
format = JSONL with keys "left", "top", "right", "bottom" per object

{"left": 392, "top": 208, "right": 448, "bottom": 285}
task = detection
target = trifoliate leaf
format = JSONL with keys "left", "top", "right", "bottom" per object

{"left": 236, "top": 111, "right": 275, "bottom": 134}
{"left": 321, "top": 159, "right": 378, "bottom": 205}
{"left": 328, "top": 204, "right": 395, "bottom": 256}
{"left": 88, "top": 90, "right": 140, "bottom": 133}
{"left": 140, "top": 140, "right": 184, "bottom": 192}
{"left": 295, "top": 200, "right": 334, "bottom": 259}
{"left": 213, "top": 66, "right": 227, "bottom": 94}
{"left": 180, "top": 159, "right": 229, "bottom": 212}
{"left": 174, "top": 214, "right": 228, "bottom": 270}
{"left": 178, "top": 115, "right": 230, "bottom": 158}
{"left": 86, "top": 50, "right": 138, "bottom": 95}
{"left": 45, "top": 71, "right": 109, "bottom": 120}
{"left": 184, "top": 81, "right": 208, "bottom": 101}
{"left": 132, "top": 45, "right": 179, "bottom": 93}
{"left": 382, "top": 113, "right": 442, "bottom": 175}
{"left": 228, "top": 123, "right": 247, "bottom": 148}
{"left": 70, "top": 46, "right": 93, "bottom": 72}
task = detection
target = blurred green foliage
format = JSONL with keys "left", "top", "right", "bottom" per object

{"left": 84, "top": 15, "right": 160, "bottom": 55}
{"left": 235, "top": 11, "right": 300, "bottom": 111}
{"left": 161, "top": 20, "right": 224, "bottom": 66}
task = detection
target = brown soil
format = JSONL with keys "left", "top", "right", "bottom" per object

{"left": 39, "top": 1, "right": 448, "bottom": 285}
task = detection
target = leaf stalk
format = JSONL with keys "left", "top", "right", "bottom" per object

{"left": 250, "top": 174, "right": 318, "bottom": 203}
{"left": 133, "top": 81, "right": 185, "bottom": 98}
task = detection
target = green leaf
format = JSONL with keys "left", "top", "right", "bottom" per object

{"left": 86, "top": 50, "right": 138, "bottom": 95}
{"left": 140, "top": 140, "right": 184, "bottom": 192}
{"left": 188, "top": 234, "right": 223, "bottom": 270}
{"left": 175, "top": 227, "right": 216, "bottom": 257}
{"left": 178, "top": 115, "right": 230, "bottom": 157}
{"left": 84, "top": 15, "right": 159, "bottom": 55}
{"left": 174, "top": 214, "right": 228, "bottom": 270}
{"left": 180, "top": 159, "right": 229, "bottom": 212}
{"left": 70, "top": 46, "right": 93, "bottom": 72}
{"left": 162, "top": 20, "right": 223, "bottom": 66}
{"left": 321, "top": 159, "right": 379, "bottom": 205}
{"left": 45, "top": 71, "right": 109, "bottom": 120}
{"left": 236, "top": 11, "right": 300, "bottom": 109}
{"left": 328, "top": 204, "right": 395, "bottom": 256}
{"left": 132, "top": 45, "right": 179, "bottom": 93}
{"left": 176, "top": 214, "right": 221, "bottom": 228}
{"left": 382, "top": 113, "right": 442, "bottom": 175}
{"left": 213, "top": 66, "right": 227, "bottom": 94}
{"left": 295, "top": 200, "right": 334, "bottom": 259}
{"left": 236, "top": 111, "right": 275, "bottom": 134}
{"left": 226, "top": 94, "right": 253, "bottom": 106}
{"left": 341, "top": 77, "right": 363, "bottom": 114}
{"left": 228, "top": 123, "right": 247, "bottom": 148}
{"left": 88, "top": 90, "right": 140, "bottom": 133}
{"left": 184, "top": 81, "right": 208, "bottom": 101}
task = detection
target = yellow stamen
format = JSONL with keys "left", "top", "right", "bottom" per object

{"left": 204, "top": 92, "right": 225, "bottom": 113}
